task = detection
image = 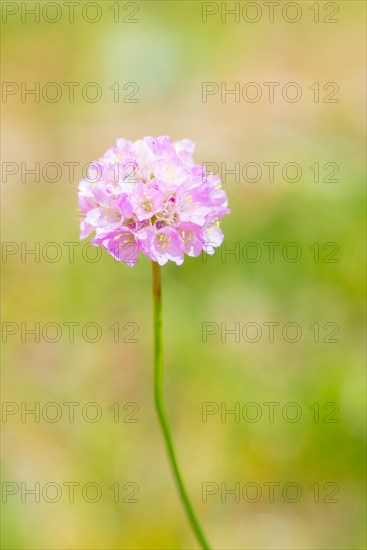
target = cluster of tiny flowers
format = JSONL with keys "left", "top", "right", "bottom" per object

{"left": 77, "top": 136, "right": 230, "bottom": 266}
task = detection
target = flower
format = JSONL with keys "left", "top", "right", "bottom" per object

{"left": 77, "top": 136, "right": 230, "bottom": 266}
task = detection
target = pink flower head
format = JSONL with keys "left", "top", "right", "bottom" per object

{"left": 77, "top": 136, "right": 230, "bottom": 266}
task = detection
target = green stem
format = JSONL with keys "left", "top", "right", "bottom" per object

{"left": 151, "top": 261, "right": 211, "bottom": 550}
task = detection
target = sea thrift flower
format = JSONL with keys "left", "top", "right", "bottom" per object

{"left": 78, "top": 136, "right": 229, "bottom": 265}
{"left": 77, "top": 136, "right": 229, "bottom": 550}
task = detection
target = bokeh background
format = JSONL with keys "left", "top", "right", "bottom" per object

{"left": 1, "top": 1, "right": 366, "bottom": 549}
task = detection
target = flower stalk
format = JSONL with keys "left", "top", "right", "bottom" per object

{"left": 151, "top": 260, "right": 211, "bottom": 550}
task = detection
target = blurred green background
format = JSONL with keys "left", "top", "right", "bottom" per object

{"left": 1, "top": 1, "right": 366, "bottom": 549}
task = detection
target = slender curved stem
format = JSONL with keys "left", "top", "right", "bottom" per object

{"left": 151, "top": 261, "right": 211, "bottom": 550}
